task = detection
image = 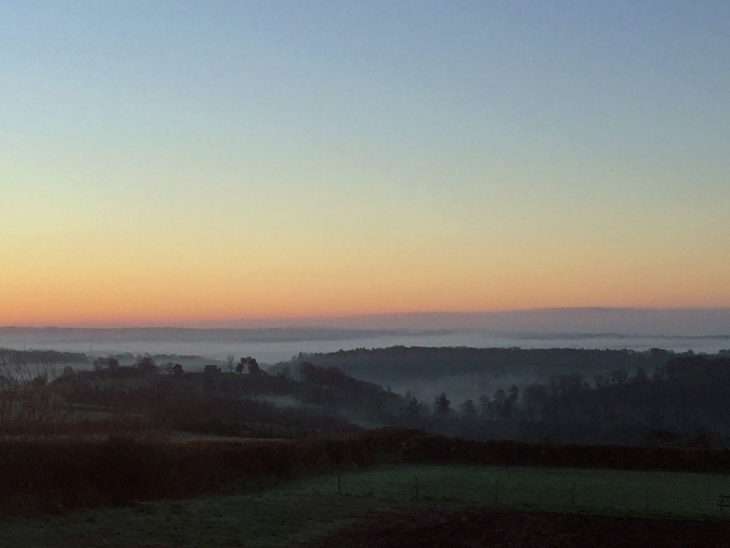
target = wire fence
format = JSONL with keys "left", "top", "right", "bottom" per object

{"left": 323, "top": 464, "right": 730, "bottom": 519}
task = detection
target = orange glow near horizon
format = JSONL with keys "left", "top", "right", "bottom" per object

{"left": 3, "top": 2, "right": 730, "bottom": 329}
{"left": 3, "top": 212, "right": 730, "bottom": 326}
{"left": 4, "top": 242, "right": 729, "bottom": 327}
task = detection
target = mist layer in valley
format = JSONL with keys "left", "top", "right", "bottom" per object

{"left": 2, "top": 308, "right": 729, "bottom": 366}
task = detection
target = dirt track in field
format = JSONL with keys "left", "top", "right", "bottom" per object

{"left": 317, "top": 507, "right": 730, "bottom": 547}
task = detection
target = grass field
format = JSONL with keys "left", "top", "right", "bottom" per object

{"left": 2, "top": 464, "right": 729, "bottom": 547}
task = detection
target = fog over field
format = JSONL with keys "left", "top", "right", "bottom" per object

{"left": 2, "top": 308, "right": 729, "bottom": 365}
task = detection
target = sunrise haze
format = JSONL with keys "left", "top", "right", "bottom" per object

{"left": 3, "top": 1, "right": 729, "bottom": 327}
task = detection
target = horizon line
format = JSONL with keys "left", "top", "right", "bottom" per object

{"left": 3, "top": 305, "right": 730, "bottom": 330}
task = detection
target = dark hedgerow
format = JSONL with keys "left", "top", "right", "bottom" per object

{"left": 3, "top": 428, "right": 730, "bottom": 518}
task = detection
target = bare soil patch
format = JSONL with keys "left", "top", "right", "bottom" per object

{"left": 318, "top": 507, "right": 730, "bottom": 547}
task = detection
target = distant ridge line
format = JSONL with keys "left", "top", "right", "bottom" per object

{"left": 2, "top": 307, "right": 730, "bottom": 336}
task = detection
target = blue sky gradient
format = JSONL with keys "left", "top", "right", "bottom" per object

{"left": 2, "top": 1, "right": 729, "bottom": 325}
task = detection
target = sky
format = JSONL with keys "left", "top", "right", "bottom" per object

{"left": 2, "top": 1, "right": 729, "bottom": 327}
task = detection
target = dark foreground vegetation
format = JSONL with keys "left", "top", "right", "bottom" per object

{"left": 0, "top": 437, "right": 313, "bottom": 517}
{"left": 4, "top": 427, "right": 730, "bottom": 518}
{"left": 3, "top": 344, "right": 730, "bottom": 544}
{"left": 5, "top": 460, "right": 730, "bottom": 547}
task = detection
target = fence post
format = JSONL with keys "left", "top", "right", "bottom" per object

{"left": 571, "top": 482, "right": 576, "bottom": 508}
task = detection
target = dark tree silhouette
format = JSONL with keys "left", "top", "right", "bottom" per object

{"left": 434, "top": 392, "right": 451, "bottom": 416}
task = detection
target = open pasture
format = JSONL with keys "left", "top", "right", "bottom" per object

{"left": 1, "top": 463, "right": 729, "bottom": 547}
{"left": 322, "top": 463, "right": 730, "bottom": 518}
